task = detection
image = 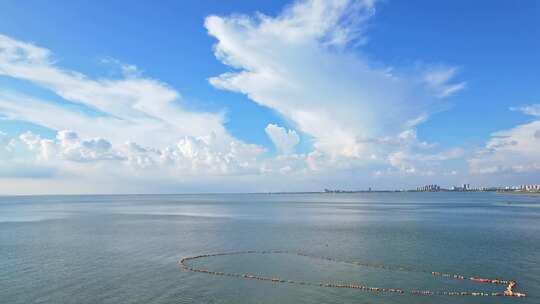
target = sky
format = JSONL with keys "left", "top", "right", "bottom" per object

{"left": 0, "top": 0, "right": 538, "bottom": 194}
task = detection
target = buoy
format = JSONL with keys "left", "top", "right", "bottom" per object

{"left": 177, "top": 250, "right": 527, "bottom": 298}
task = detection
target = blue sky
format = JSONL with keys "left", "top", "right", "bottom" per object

{"left": 0, "top": 0, "right": 538, "bottom": 194}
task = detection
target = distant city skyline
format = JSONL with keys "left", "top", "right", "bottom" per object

{"left": 322, "top": 182, "right": 540, "bottom": 193}
{"left": 0, "top": 0, "right": 538, "bottom": 194}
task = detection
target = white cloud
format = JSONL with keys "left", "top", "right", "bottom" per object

{"left": 469, "top": 104, "right": 540, "bottom": 174}
{"left": 206, "top": 0, "right": 465, "bottom": 160}
{"left": 19, "top": 130, "right": 121, "bottom": 162}
{"left": 0, "top": 33, "right": 270, "bottom": 191}
{"left": 265, "top": 123, "right": 300, "bottom": 154}
{"left": 159, "top": 134, "right": 265, "bottom": 175}
{"left": 15, "top": 129, "right": 265, "bottom": 176}
{"left": 388, "top": 147, "right": 464, "bottom": 175}
{"left": 422, "top": 66, "right": 466, "bottom": 98}
{"left": 0, "top": 1, "right": 472, "bottom": 193}
{"left": 511, "top": 104, "right": 540, "bottom": 117}
{"left": 0, "top": 34, "right": 228, "bottom": 148}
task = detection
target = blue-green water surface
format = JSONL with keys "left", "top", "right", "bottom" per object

{"left": 1, "top": 192, "right": 539, "bottom": 303}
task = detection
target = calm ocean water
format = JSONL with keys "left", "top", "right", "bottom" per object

{"left": 1, "top": 192, "right": 539, "bottom": 304}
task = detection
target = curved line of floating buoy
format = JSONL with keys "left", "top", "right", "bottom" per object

{"left": 177, "top": 250, "right": 526, "bottom": 298}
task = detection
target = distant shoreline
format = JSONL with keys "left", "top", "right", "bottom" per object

{"left": 2, "top": 191, "right": 540, "bottom": 197}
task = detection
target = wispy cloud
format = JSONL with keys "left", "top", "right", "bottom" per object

{"left": 422, "top": 66, "right": 466, "bottom": 98}
{"left": 470, "top": 103, "right": 540, "bottom": 174}
{"left": 0, "top": 34, "right": 228, "bottom": 148}
{"left": 511, "top": 104, "right": 540, "bottom": 117}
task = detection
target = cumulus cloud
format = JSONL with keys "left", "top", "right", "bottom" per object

{"left": 15, "top": 129, "right": 265, "bottom": 176}
{"left": 158, "top": 134, "right": 265, "bottom": 175}
{"left": 0, "top": 33, "right": 271, "bottom": 191}
{"left": 19, "top": 130, "right": 121, "bottom": 162}
{"left": 206, "top": 0, "right": 464, "bottom": 160}
{"left": 0, "top": 0, "right": 472, "bottom": 193}
{"left": 470, "top": 104, "right": 540, "bottom": 174}
{"left": 265, "top": 123, "right": 300, "bottom": 154}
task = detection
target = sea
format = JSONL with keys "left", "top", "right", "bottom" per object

{"left": 1, "top": 192, "right": 539, "bottom": 304}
